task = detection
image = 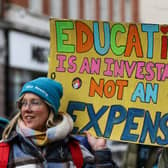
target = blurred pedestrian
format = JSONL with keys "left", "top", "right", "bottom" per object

{"left": 0, "top": 117, "right": 9, "bottom": 138}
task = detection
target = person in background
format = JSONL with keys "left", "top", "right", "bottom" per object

{"left": 157, "top": 147, "right": 167, "bottom": 168}
{"left": 1, "top": 77, "right": 117, "bottom": 168}
{"left": 0, "top": 117, "right": 9, "bottom": 138}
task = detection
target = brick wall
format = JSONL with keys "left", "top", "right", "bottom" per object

{"left": 7, "top": 0, "right": 28, "bottom": 8}
{"left": 5, "top": 0, "right": 139, "bottom": 22}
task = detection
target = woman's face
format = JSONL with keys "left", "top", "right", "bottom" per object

{"left": 20, "top": 93, "right": 49, "bottom": 131}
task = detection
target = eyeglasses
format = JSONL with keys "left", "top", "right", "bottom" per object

{"left": 17, "top": 99, "right": 43, "bottom": 109}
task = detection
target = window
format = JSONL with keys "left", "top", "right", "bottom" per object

{"left": 29, "top": 0, "right": 42, "bottom": 15}
{"left": 50, "top": 0, "right": 62, "bottom": 18}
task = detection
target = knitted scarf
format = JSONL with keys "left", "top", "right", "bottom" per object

{"left": 16, "top": 113, "right": 73, "bottom": 146}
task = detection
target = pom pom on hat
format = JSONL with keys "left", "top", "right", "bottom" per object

{"left": 19, "top": 77, "right": 63, "bottom": 116}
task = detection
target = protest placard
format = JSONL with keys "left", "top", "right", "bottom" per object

{"left": 48, "top": 18, "right": 168, "bottom": 146}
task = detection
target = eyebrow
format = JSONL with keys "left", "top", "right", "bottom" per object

{"left": 22, "top": 98, "right": 42, "bottom": 101}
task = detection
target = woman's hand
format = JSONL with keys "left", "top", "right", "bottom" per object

{"left": 85, "top": 131, "right": 106, "bottom": 151}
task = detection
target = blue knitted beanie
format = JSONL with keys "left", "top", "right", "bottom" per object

{"left": 19, "top": 77, "right": 63, "bottom": 116}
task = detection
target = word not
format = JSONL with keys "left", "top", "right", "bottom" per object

{"left": 89, "top": 78, "right": 128, "bottom": 100}
{"left": 67, "top": 101, "right": 168, "bottom": 145}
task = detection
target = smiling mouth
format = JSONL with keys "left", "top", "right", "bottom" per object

{"left": 24, "top": 116, "right": 34, "bottom": 122}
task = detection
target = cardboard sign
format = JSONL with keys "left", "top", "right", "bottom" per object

{"left": 48, "top": 18, "right": 168, "bottom": 146}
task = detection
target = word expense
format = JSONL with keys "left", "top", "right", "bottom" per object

{"left": 55, "top": 21, "right": 168, "bottom": 59}
{"left": 68, "top": 101, "right": 168, "bottom": 145}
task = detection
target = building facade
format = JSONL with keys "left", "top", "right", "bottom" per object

{"left": 0, "top": 0, "right": 143, "bottom": 167}
{"left": 0, "top": 0, "right": 139, "bottom": 118}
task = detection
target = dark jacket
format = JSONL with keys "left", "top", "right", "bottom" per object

{"left": 4, "top": 130, "right": 118, "bottom": 168}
